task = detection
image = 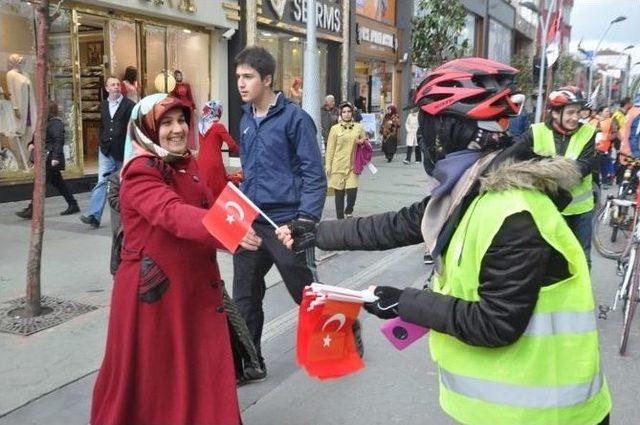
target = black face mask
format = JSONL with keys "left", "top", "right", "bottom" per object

{"left": 418, "top": 112, "right": 513, "bottom": 176}
{"left": 418, "top": 114, "right": 478, "bottom": 176}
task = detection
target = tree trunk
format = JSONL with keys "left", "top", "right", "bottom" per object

{"left": 25, "top": 0, "right": 50, "bottom": 317}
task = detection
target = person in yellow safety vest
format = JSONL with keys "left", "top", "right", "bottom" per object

{"left": 514, "top": 86, "right": 597, "bottom": 266}
{"left": 612, "top": 96, "right": 632, "bottom": 130}
{"left": 276, "top": 58, "right": 612, "bottom": 425}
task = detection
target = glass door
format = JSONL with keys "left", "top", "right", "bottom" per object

{"left": 141, "top": 24, "right": 169, "bottom": 96}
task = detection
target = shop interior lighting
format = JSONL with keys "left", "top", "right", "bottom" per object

{"left": 289, "top": 37, "right": 300, "bottom": 42}
{"left": 183, "top": 29, "right": 192, "bottom": 34}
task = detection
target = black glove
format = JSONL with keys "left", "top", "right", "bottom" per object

{"left": 363, "top": 286, "right": 402, "bottom": 319}
{"left": 287, "top": 219, "right": 317, "bottom": 253}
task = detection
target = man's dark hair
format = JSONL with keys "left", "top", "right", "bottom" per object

{"left": 234, "top": 46, "right": 276, "bottom": 83}
{"left": 621, "top": 97, "right": 631, "bottom": 106}
{"left": 123, "top": 66, "right": 137, "bottom": 83}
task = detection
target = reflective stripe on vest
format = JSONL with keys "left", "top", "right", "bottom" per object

{"left": 523, "top": 310, "right": 597, "bottom": 336}
{"left": 440, "top": 368, "right": 604, "bottom": 409}
{"left": 532, "top": 123, "right": 596, "bottom": 215}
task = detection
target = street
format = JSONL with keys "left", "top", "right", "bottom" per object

{"left": 0, "top": 155, "right": 639, "bottom": 425}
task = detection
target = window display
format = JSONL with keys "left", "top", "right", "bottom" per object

{"left": 0, "top": 0, "right": 36, "bottom": 175}
{"left": 1, "top": 3, "right": 213, "bottom": 184}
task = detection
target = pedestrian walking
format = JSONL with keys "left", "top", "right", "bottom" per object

{"left": 403, "top": 106, "right": 421, "bottom": 164}
{"left": 325, "top": 101, "right": 367, "bottom": 219}
{"left": 515, "top": 86, "right": 596, "bottom": 265}
{"left": 232, "top": 46, "right": 328, "bottom": 380}
{"left": 91, "top": 93, "right": 261, "bottom": 425}
{"left": 277, "top": 58, "right": 612, "bottom": 425}
{"left": 620, "top": 94, "right": 640, "bottom": 157}
{"left": 15, "top": 101, "right": 79, "bottom": 219}
{"left": 320, "top": 94, "right": 339, "bottom": 146}
{"left": 80, "top": 76, "right": 135, "bottom": 228}
{"left": 381, "top": 105, "right": 399, "bottom": 162}
{"left": 196, "top": 100, "right": 239, "bottom": 197}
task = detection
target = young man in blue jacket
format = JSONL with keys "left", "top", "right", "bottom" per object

{"left": 232, "top": 46, "right": 327, "bottom": 382}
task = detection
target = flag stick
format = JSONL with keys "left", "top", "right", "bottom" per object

{"left": 226, "top": 182, "right": 279, "bottom": 229}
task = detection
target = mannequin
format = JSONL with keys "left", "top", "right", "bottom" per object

{"left": 6, "top": 54, "right": 37, "bottom": 169}
{"left": 170, "top": 70, "right": 196, "bottom": 149}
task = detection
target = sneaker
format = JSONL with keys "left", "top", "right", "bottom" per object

{"left": 15, "top": 206, "right": 33, "bottom": 219}
{"left": 402, "top": 159, "right": 410, "bottom": 165}
{"left": 423, "top": 253, "right": 434, "bottom": 265}
{"left": 237, "top": 365, "right": 267, "bottom": 387}
{"left": 60, "top": 203, "right": 80, "bottom": 216}
{"left": 345, "top": 213, "right": 353, "bottom": 218}
{"left": 80, "top": 214, "right": 100, "bottom": 228}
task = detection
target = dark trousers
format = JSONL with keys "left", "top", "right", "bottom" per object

{"left": 47, "top": 166, "right": 77, "bottom": 206}
{"left": 565, "top": 210, "right": 593, "bottom": 267}
{"left": 28, "top": 165, "right": 77, "bottom": 208}
{"left": 232, "top": 222, "right": 318, "bottom": 360}
{"left": 405, "top": 145, "right": 422, "bottom": 162}
{"left": 334, "top": 188, "right": 357, "bottom": 219}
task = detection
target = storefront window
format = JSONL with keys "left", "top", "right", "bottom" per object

{"left": 488, "top": 19, "right": 512, "bottom": 64}
{"left": 356, "top": 60, "right": 392, "bottom": 113}
{"left": 48, "top": 8, "right": 78, "bottom": 172}
{"left": 1, "top": 0, "right": 36, "bottom": 175}
{"left": 257, "top": 30, "right": 328, "bottom": 102}
{"left": 1, "top": 3, "right": 212, "bottom": 182}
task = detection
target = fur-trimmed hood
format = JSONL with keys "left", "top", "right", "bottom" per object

{"left": 480, "top": 156, "right": 581, "bottom": 195}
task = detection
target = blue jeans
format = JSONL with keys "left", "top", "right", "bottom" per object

{"left": 88, "top": 150, "right": 121, "bottom": 222}
{"left": 565, "top": 210, "right": 593, "bottom": 267}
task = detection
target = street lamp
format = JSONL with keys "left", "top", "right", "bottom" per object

{"left": 520, "top": 0, "right": 556, "bottom": 123}
{"left": 587, "top": 16, "right": 627, "bottom": 97}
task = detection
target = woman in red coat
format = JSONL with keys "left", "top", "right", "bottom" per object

{"left": 197, "top": 100, "right": 240, "bottom": 197}
{"left": 91, "top": 94, "right": 261, "bottom": 425}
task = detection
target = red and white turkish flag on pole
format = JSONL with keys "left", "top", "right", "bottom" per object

{"left": 297, "top": 290, "right": 364, "bottom": 380}
{"left": 202, "top": 182, "right": 260, "bottom": 253}
{"left": 545, "top": 9, "right": 562, "bottom": 67}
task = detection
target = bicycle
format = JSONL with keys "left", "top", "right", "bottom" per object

{"left": 598, "top": 170, "right": 640, "bottom": 355}
{"left": 592, "top": 157, "right": 640, "bottom": 259}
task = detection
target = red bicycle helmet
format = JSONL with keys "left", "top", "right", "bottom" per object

{"left": 414, "top": 57, "right": 519, "bottom": 120}
{"left": 547, "top": 86, "right": 587, "bottom": 109}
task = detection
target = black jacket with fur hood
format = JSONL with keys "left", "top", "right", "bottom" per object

{"left": 315, "top": 151, "right": 580, "bottom": 348}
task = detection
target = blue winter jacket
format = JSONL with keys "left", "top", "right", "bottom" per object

{"left": 239, "top": 94, "right": 326, "bottom": 224}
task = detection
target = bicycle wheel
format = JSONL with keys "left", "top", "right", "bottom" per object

{"left": 620, "top": 248, "right": 640, "bottom": 355}
{"left": 593, "top": 202, "right": 629, "bottom": 259}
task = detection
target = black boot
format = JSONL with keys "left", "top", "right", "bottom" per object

{"left": 60, "top": 202, "right": 80, "bottom": 216}
{"left": 15, "top": 204, "right": 33, "bottom": 219}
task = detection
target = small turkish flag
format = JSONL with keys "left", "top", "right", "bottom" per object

{"left": 297, "top": 291, "right": 364, "bottom": 380}
{"left": 202, "top": 182, "right": 260, "bottom": 252}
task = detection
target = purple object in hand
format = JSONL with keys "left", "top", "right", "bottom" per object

{"left": 380, "top": 317, "right": 429, "bottom": 350}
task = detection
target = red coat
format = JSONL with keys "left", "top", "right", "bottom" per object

{"left": 91, "top": 155, "right": 241, "bottom": 425}
{"left": 197, "top": 122, "right": 239, "bottom": 197}
{"left": 170, "top": 82, "right": 196, "bottom": 110}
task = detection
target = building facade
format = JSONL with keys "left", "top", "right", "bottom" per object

{"left": 0, "top": 0, "right": 239, "bottom": 195}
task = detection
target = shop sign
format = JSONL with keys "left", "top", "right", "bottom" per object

{"left": 140, "top": 0, "right": 196, "bottom": 13}
{"left": 264, "top": 0, "right": 342, "bottom": 35}
{"left": 358, "top": 24, "right": 395, "bottom": 49}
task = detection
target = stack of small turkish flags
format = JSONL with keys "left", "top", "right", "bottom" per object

{"left": 297, "top": 284, "right": 377, "bottom": 380}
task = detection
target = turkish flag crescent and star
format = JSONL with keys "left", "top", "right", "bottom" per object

{"left": 202, "top": 182, "right": 260, "bottom": 253}
{"left": 297, "top": 290, "right": 364, "bottom": 380}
